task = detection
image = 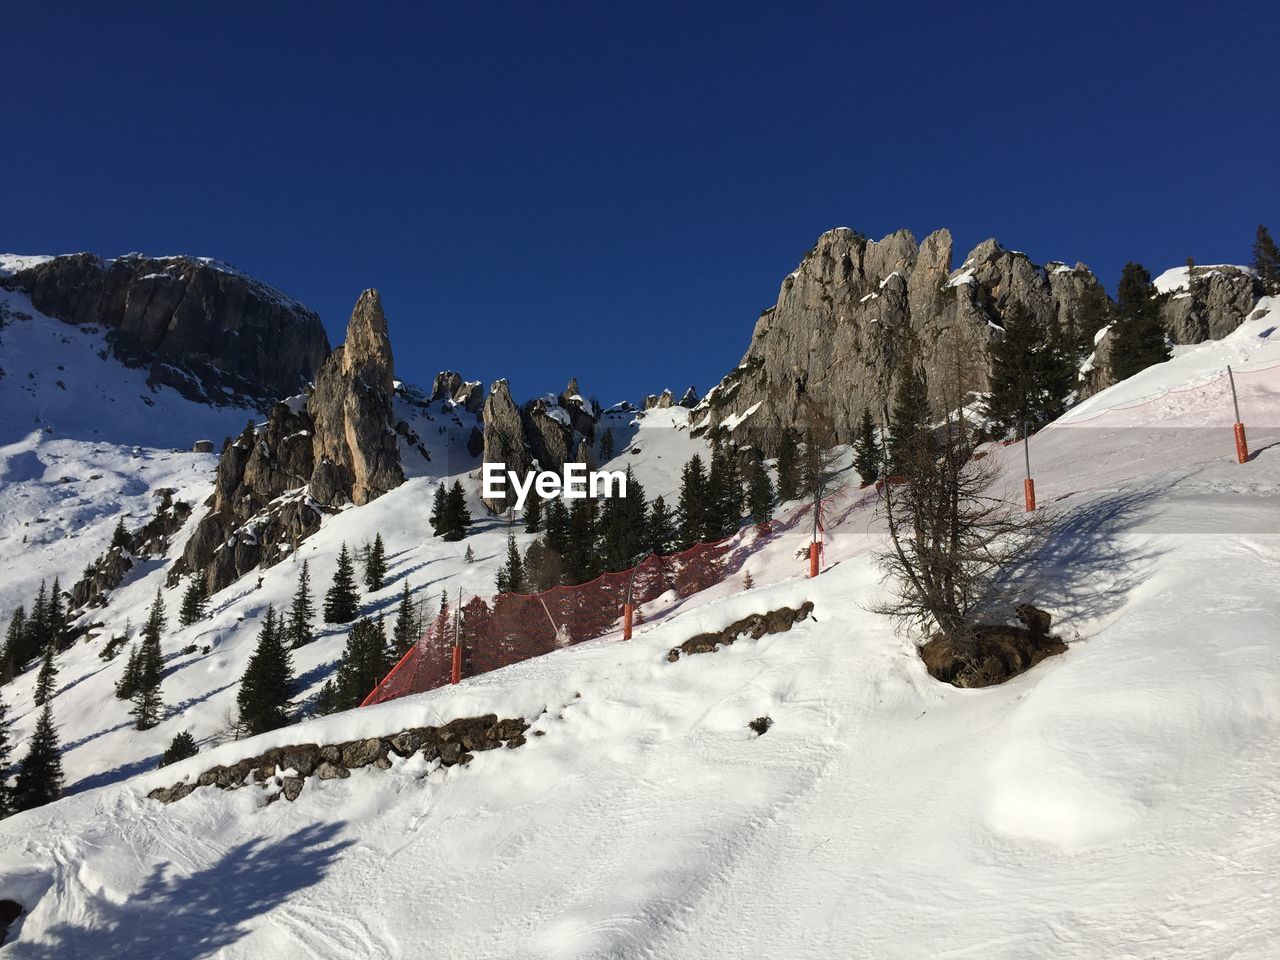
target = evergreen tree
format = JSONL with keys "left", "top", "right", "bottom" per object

{"left": 523, "top": 494, "right": 543, "bottom": 534}
{"left": 889, "top": 367, "right": 933, "bottom": 467}
{"left": 363, "top": 533, "right": 388, "bottom": 592}
{"left": 178, "top": 576, "right": 208, "bottom": 627}
{"left": 644, "top": 496, "right": 678, "bottom": 555}
{"left": 237, "top": 605, "right": 295, "bottom": 737}
{"left": 131, "top": 588, "right": 166, "bottom": 730}
{"left": 746, "top": 457, "right": 775, "bottom": 525}
{"left": 286, "top": 560, "right": 316, "bottom": 649}
{"left": 46, "top": 578, "right": 65, "bottom": 648}
{"left": 392, "top": 581, "right": 418, "bottom": 656}
{"left": 14, "top": 702, "right": 62, "bottom": 811}
{"left": 707, "top": 446, "right": 743, "bottom": 539}
{"left": 160, "top": 730, "right": 199, "bottom": 768}
{"left": 0, "top": 690, "right": 13, "bottom": 816}
{"left": 330, "top": 617, "right": 392, "bottom": 712}
{"left": 1073, "top": 284, "right": 1114, "bottom": 363}
{"left": 429, "top": 483, "right": 448, "bottom": 537}
{"left": 442, "top": 481, "right": 472, "bottom": 541}
{"left": 23, "top": 581, "right": 49, "bottom": 667}
{"left": 852, "top": 408, "right": 882, "bottom": 485}
{"left": 323, "top": 543, "right": 360, "bottom": 624}
{"left": 1253, "top": 224, "right": 1280, "bottom": 294}
{"left": 115, "top": 642, "right": 142, "bottom": 700}
{"left": 1110, "top": 262, "right": 1170, "bottom": 382}
{"left": 464, "top": 545, "right": 475, "bottom": 563}
{"left": 599, "top": 428, "right": 616, "bottom": 461}
{"left": 496, "top": 531, "right": 526, "bottom": 593}
{"left": 677, "top": 454, "right": 709, "bottom": 549}
{"left": 111, "top": 518, "right": 132, "bottom": 551}
{"left": 774, "top": 431, "right": 800, "bottom": 503}
{"left": 545, "top": 499, "right": 571, "bottom": 568}
{"left": 982, "top": 301, "right": 1074, "bottom": 439}
{"left": 32, "top": 641, "right": 57, "bottom": 707}
{"left": 524, "top": 538, "right": 562, "bottom": 591}
{"left": 564, "top": 497, "right": 600, "bottom": 584}
{"left": 1, "top": 605, "right": 25, "bottom": 684}
{"left": 600, "top": 469, "right": 648, "bottom": 571}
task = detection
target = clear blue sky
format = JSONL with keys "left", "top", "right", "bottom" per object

{"left": 4, "top": 1, "right": 1277, "bottom": 405}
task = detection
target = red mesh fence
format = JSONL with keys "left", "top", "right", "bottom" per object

{"left": 361, "top": 497, "right": 828, "bottom": 707}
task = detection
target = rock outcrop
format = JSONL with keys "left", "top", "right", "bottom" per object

{"left": 667, "top": 602, "right": 815, "bottom": 661}
{"left": 480, "top": 380, "right": 533, "bottom": 512}
{"left": 308, "top": 290, "right": 404, "bottom": 506}
{"left": 1160, "top": 266, "right": 1260, "bottom": 344}
{"left": 177, "top": 291, "right": 404, "bottom": 592}
{"left": 693, "top": 228, "right": 1114, "bottom": 453}
{"left": 1, "top": 253, "right": 330, "bottom": 405}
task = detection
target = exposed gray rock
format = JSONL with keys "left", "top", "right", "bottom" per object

{"left": 280, "top": 776, "right": 305, "bottom": 801}
{"left": 2, "top": 253, "right": 330, "bottom": 405}
{"left": 454, "top": 380, "right": 485, "bottom": 414}
{"left": 314, "top": 761, "right": 350, "bottom": 780}
{"left": 644, "top": 389, "right": 675, "bottom": 410}
{"left": 431, "top": 370, "right": 463, "bottom": 401}
{"left": 1160, "top": 266, "right": 1260, "bottom": 344}
{"left": 524, "top": 398, "right": 574, "bottom": 471}
{"left": 192, "top": 439, "right": 215, "bottom": 453}
{"left": 481, "top": 380, "right": 532, "bottom": 512}
{"left": 308, "top": 290, "right": 405, "bottom": 507}
{"left": 678, "top": 386, "right": 699, "bottom": 407}
{"left": 668, "top": 602, "right": 815, "bottom": 662}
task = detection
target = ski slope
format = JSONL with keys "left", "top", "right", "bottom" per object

{"left": 0, "top": 296, "right": 1277, "bottom": 955}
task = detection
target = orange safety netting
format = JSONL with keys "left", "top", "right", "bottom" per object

{"left": 361, "top": 496, "right": 826, "bottom": 706}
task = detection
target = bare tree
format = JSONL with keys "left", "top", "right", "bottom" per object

{"left": 874, "top": 369, "right": 1048, "bottom": 642}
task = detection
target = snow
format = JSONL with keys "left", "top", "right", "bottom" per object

{"left": 946, "top": 268, "right": 975, "bottom": 287}
{"left": 1153, "top": 263, "right": 1254, "bottom": 294}
{"left": 0, "top": 254, "right": 55, "bottom": 278}
{"left": 719, "top": 401, "right": 762, "bottom": 432}
{"left": 1, "top": 287, "right": 1280, "bottom": 956}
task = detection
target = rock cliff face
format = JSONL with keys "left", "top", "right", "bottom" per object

{"left": 694, "top": 227, "right": 1101, "bottom": 450}
{"left": 178, "top": 291, "right": 404, "bottom": 592}
{"left": 2, "top": 253, "right": 330, "bottom": 405}
{"left": 694, "top": 227, "right": 1258, "bottom": 451}
{"left": 309, "top": 290, "right": 404, "bottom": 507}
{"left": 480, "top": 380, "right": 532, "bottom": 513}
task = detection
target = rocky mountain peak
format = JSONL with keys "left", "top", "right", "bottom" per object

{"left": 339, "top": 288, "right": 395, "bottom": 393}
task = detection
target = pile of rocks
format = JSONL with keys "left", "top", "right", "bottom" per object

{"left": 667, "top": 602, "right": 815, "bottom": 662}
{"left": 148, "top": 714, "right": 529, "bottom": 806}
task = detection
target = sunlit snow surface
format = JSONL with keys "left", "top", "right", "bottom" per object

{"left": 0, "top": 285, "right": 1278, "bottom": 957}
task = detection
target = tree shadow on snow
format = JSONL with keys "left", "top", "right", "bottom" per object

{"left": 989, "top": 484, "right": 1171, "bottom": 636}
{"left": 9, "top": 822, "right": 355, "bottom": 959}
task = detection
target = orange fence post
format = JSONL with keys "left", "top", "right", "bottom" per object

{"left": 451, "top": 645, "right": 462, "bottom": 685}
{"left": 1234, "top": 422, "right": 1249, "bottom": 464}
{"left": 808, "top": 541, "right": 820, "bottom": 578}
{"left": 1024, "top": 477, "right": 1037, "bottom": 512}
{"left": 623, "top": 603, "right": 634, "bottom": 640}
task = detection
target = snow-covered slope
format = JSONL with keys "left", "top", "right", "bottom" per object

{"left": 1, "top": 281, "right": 1278, "bottom": 956}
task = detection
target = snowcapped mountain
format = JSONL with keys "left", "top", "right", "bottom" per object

{"left": 0, "top": 246, "right": 1278, "bottom": 957}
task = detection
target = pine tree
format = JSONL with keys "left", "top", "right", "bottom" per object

{"left": 286, "top": 560, "right": 315, "bottom": 649}
{"left": 677, "top": 454, "right": 709, "bottom": 549}
{"left": 1110, "top": 262, "right": 1170, "bottom": 382}
{"left": 644, "top": 495, "right": 678, "bottom": 555}
{"left": 982, "top": 301, "right": 1074, "bottom": 438}
{"left": 707, "top": 446, "right": 743, "bottom": 539}
{"left": 23, "top": 581, "right": 49, "bottom": 667}
{"left": 14, "top": 702, "right": 62, "bottom": 811}
{"left": 237, "top": 606, "right": 295, "bottom": 737}
{"left": 46, "top": 578, "right": 65, "bottom": 648}
{"left": 178, "top": 576, "right": 208, "bottom": 627}
{"left": 496, "top": 531, "right": 526, "bottom": 593}
{"left": 115, "top": 642, "right": 141, "bottom": 700}
{"left": 442, "top": 481, "right": 472, "bottom": 541}
{"left": 852, "top": 408, "right": 882, "bottom": 485}
{"left": 1073, "top": 284, "right": 1114, "bottom": 363}
{"left": 599, "top": 428, "right": 616, "bottom": 461}
{"left": 464, "top": 545, "right": 475, "bottom": 564}
{"left": 524, "top": 538, "right": 562, "bottom": 591}
{"left": 600, "top": 468, "right": 648, "bottom": 571}
{"left": 0, "top": 690, "right": 13, "bottom": 816}
{"left": 429, "top": 483, "right": 448, "bottom": 537}
{"left": 111, "top": 518, "right": 132, "bottom": 551}
{"left": 160, "top": 730, "right": 198, "bottom": 768}
{"left": 32, "top": 641, "right": 57, "bottom": 707}
{"left": 889, "top": 367, "right": 933, "bottom": 467}
{"left": 564, "top": 497, "right": 600, "bottom": 585}
{"left": 746, "top": 457, "right": 775, "bottom": 525}
{"left": 545, "top": 499, "right": 570, "bottom": 559}
{"left": 331, "top": 617, "right": 392, "bottom": 712}
{"left": 392, "top": 581, "right": 418, "bottom": 656}
{"left": 774, "top": 431, "right": 800, "bottom": 503}
{"left": 364, "top": 533, "right": 388, "bottom": 592}
{"left": 742, "top": 569, "right": 754, "bottom": 591}
{"left": 1253, "top": 224, "right": 1280, "bottom": 294}
{"left": 1, "top": 606, "right": 25, "bottom": 684}
{"left": 523, "top": 494, "right": 543, "bottom": 533}
{"left": 131, "top": 588, "right": 166, "bottom": 730}
{"left": 323, "top": 543, "right": 360, "bottom": 624}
